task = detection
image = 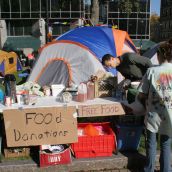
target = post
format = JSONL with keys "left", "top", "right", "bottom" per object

{"left": 140, "top": 20, "right": 144, "bottom": 50}
{"left": 46, "top": 0, "right": 49, "bottom": 43}
{"left": 106, "top": 1, "right": 109, "bottom": 25}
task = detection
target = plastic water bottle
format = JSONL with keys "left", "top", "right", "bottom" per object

{"left": 0, "top": 88, "right": 4, "bottom": 104}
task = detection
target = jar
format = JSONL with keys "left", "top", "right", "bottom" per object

{"left": 43, "top": 86, "right": 51, "bottom": 96}
{"left": 22, "top": 90, "right": 30, "bottom": 105}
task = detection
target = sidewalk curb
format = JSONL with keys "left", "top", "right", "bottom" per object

{"left": 0, "top": 152, "right": 162, "bottom": 172}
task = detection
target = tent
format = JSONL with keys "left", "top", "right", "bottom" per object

{"left": 0, "top": 50, "right": 22, "bottom": 75}
{"left": 28, "top": 26, "right": 137, "bottom": 87}
{"left": 143, "top": 42, "right": 165, "bottom": 65}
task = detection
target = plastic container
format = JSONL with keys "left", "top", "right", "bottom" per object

{"left": 0, "top": 88, "right": 4, "bottom": 104}
{"left": 51, "top": 84, "right": 65, "bottom": 97}
{"left": 116, "top": 125, "right": 143, "bottom": 151}
{"left": 43, "top": 86, "right": 51, "bottom": 96}
{"left": 77, "top": 83, "right": 87, "bottom": 102}
{"left": 71, "top": 122, "right": 116, "bottom": 158}
{"left": 87, "top": 81, "right": 95, "bottom": 100}
{"left": 131, "top": 81, "right": 140, "bottom": 89}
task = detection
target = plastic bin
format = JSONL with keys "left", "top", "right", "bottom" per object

{"left": 116, "top": 125, "right": 143, "bottom": 151}
{"left": 71, "top": 122, "right": 116, "bottom": 158}
{"left": 115, "top": 115, "right": 144, "bottom": 126}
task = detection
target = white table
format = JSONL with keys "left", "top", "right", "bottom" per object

{"left": 0, "top": 96, "right": 125, "bottom": 116}
{"left": 0, "top": 96, "right": 126, "bottom": 147}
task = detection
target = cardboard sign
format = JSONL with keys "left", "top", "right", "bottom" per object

{"left": 3, "top": 106, "right": 77, "bottom": 147}
{"left": 78, "top": 103, "right": 125, "bottom": 117}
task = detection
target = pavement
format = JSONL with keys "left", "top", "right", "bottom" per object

{"left": 0, "top": 152, "right": 161, "bottom": 172}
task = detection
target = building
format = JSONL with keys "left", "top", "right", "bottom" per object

{"left": 160, "top": 0, "right": 172, "bottom": 41}
{"left": 104, "top": 0, "right": 150, "bottom": 40}
{"left": 0, "top": 0, "right": 151, "bottom": 52}
{"left": 101, "top": 0, "right": 152, "bottom": 52}
{"left": 0, "top": 0, "right": 85, "bottom": 51}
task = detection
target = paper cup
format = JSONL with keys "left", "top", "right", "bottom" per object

{"left": 5, "top": 96, "right": 11, "bottom": 106}
{"left": 17, "top": 94, "right": 23, "bottom": 105}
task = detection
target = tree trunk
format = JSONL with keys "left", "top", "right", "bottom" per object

{"left": 91, "top": 0, "right": 99, "bottom": 25}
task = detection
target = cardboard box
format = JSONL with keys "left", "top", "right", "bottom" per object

{"left": 39, "top": 146, "right": 72, "bottom": 167}
{"left": 4, "top": 147, "right": 30, "bottom": 158}
{"left": 3, "top": 106, "right": 77, "bottom": 147}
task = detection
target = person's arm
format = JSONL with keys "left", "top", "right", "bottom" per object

{"left": 137, "top": 68, "right": 151, "bottom": 107}
{"left": 129, "top": 53, "right": 153, "bottom": 68}
{"left": 137, "top": 92, "right": 148, "bottom": 109}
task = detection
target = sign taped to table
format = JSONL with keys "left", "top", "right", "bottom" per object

{"left": 78, "top": 103, "right": 125, "bottom": 117}
{"left": 3, "top": 106, "right": 77, "bottom": 147}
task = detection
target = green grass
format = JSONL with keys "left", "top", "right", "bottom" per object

{"left": 138, "top": 133, "right": 161, "bottom": 154}
{"left": 138, "top": 135, "right": 146, "bottom": 153}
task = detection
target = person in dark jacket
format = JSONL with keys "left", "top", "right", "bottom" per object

{"left": 102, "top": 52, "right": 152, "bottom": 82}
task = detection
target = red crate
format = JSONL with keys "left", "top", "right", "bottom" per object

{"left": 39, "top": 147, "right": 72, "bottom": 167}
{"left": 71, "top": 122, "right": 116, "bottom": 158}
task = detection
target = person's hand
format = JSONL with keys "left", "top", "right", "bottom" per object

{"left": 121, "top": 103, "right": 133, "bottom": 114}
{"left": 122, "top": 79, "right": 131, "bottom": 90}
{"left": 117, "top": 79, "right": 131, "bottom": 90}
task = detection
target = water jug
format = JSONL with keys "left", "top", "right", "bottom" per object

{"left": 87, "top": 81, "right": 95, "bottom": 100}
{"left": 77, "top": 83, "right": 87, "bottom": 102}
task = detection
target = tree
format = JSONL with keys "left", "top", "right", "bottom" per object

{"left": 118, "top": 0, "right": 140, "bottom": 14}
{"left": 90, "top": 0, "right": 141, "bottom": 25}
{"left": 150, "top": 13, "right": 160, "bottom": 42}
{"left": 90, "top": 0, "right": 99, "bottom": 25}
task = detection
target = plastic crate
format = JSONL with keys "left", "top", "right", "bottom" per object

{"left": 116, "top": 125, "right": 143, "bottom": 151}
{"left": 71, "top": 122, "right": 116, "bottom": 158}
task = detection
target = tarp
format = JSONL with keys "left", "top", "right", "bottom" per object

{"left": 0, "top": 50, "right": 22, "bottom": 74}
{"left": 143, "top": 42, "right": 165, "bottom": 65}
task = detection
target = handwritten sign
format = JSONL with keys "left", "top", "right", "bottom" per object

{"left": 3, "top": 106, "right": 77, "bottom": 147}
{"left": 78, "top": 103, "right": 125, "bottom": 117}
